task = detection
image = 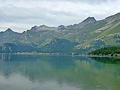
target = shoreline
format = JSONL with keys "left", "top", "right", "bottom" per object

{"left": 0, "top": 52, "right": 89, "bottom": 57}
{"left": 88, "top": 55, "right": 120, "bottom": 58}
{"left": 0, "top": 53, "right": 120, "bottom": 58}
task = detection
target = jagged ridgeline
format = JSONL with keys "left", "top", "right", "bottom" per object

{"left": 1, "top": 13, "right": 120, "bottom": 54}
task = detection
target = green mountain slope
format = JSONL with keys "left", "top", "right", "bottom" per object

{"left": 39, "top": 38, "right": 78, "bottom": 53}
{"left": 1, "top": 13, "right": 120, "bottom": 54}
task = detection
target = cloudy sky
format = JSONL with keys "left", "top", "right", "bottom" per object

{"left": 0, "top": 0, "right": 120, "bottom": 32}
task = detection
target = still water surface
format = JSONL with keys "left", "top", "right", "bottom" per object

{"left": 0, "top": 54, "right": 120, "bottom": 90}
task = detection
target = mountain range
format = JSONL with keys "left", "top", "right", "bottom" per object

{"left": 1, "top": 13, "right": 120, "bottom": 54}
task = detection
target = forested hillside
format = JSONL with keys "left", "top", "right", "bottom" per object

{"left": 89, "top": 47, "right": 120, "bottom": 56}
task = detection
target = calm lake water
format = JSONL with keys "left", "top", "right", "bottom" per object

{"left": 0, "top": 54, "right": 120, "bottom": 90}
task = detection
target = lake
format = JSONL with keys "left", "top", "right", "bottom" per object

{"left": 0, "top": 54, "right": 120, "bottom": 90}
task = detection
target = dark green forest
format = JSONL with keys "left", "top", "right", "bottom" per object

{"left": 89, "top": 47, "right": 120, "bottom": 56}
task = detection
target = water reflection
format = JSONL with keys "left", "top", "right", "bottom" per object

{"left": 0, "top": 54, "right": 120, "bottom": 90}
{"left": 90, "top": 57, "right": 120, "bottom": 64}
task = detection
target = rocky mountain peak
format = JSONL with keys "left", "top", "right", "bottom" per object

{"left": 58, "top": 25, "right": 66, "bottom": 30}
{"left": 39, "top": 25, "right": 48, "bottom": 28}
{"left": 31, "top": 26, "right": 38, "bottom": 31}
{"left": 30, "top": 25, "right": 57, "bottom": 32}
{"left": 81, "top": 17, "right": 96, "bottom": 24}
{"left": 76, "top": 17, "right": 96, "bottom": 28}
{"left": 5, "top": 28, "right": 14, "bottom": 33}
{"left": 68, "top": 17, "right": 97, "bottom": 29}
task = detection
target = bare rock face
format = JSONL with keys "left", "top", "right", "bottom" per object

{"left": 4, "top": 28, "right": 14, "bottom": 33}
{"left": 105, "top": 13, "right": 120, "bottom": 22}
{"left": 58, "top": 25, "right": 66, "bottom": 30}
{"left": 65, "top": 17, "right": 96, "bottom": 30}
{"left": 30, "top": 25, "right": 57, "bottom": 32}
{"left": 79, "top": 17, "right": 96, "bottom": 26}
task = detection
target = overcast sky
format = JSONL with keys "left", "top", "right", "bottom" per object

{"left": 0, "top": 0, "right": 120, "bottom": 32}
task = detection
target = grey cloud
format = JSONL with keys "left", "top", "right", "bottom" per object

{"left": 0, "top": 0, "right": 120, "bottom": 32}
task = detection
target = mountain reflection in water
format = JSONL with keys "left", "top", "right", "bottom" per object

{"left": 0, "top": 54, "right": 120, "bottom": 90}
